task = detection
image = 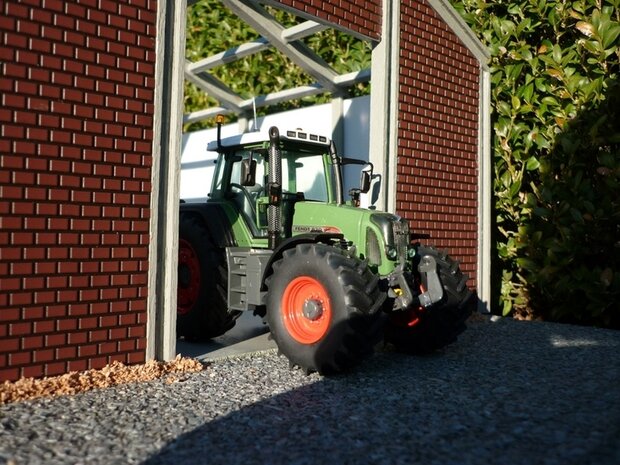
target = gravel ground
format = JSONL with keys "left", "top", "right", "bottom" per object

{"left": 1, "top": 317, "right": 619, "bottom": 465}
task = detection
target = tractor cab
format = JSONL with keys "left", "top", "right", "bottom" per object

{"left": 206, "top": 127, "right": 371, "bottom": 242}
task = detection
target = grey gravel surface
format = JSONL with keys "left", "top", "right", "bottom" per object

{"left": 1, "top": 317, "right": 619, "bottom": 465}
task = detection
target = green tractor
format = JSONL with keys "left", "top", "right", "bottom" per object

{"left": 177, "top": 121, "right": 475, "bottom": 374}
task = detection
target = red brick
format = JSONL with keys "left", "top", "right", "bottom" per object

{"left": 22, "top": 365, "right": 45, "bottom": 379}
{"left": 108, "top": 327, "right": 127, "bottom": 340}
{"left": 10, "top": 261, "right": 32, "bottom": 274}
{"left": 0, "top": 337, "right": 20, "bottom": 352}
{"left": 127, "top": 352, "right": 145, "bottom": 364}
{"left": 45, "top": 305, "right": 68, "bottom": 318}
{"left": 68, "top": 304, "right": 89, "bottom": 316}
{"left": 88, "top": 356, "right": 107, "bottom": 370}
{"left": 22, "top": 307, "right": 44, "bottom": 320}
{"left": 21, "top": 335, "right": 44, "bottom": 350}
{"left": 98, "top": 341, "right": 117, "bottom": 355}
{"left": 45, "top": 333, "right": 66, "bottom": 347}
{"left": 67, "top": 359, "right": 88, "bottom": 372}
{"left": 10, "top": 322, "right": 32, "bottom": 336}
{"left": 0, "top": 367, "right": 20, "bottom": 381}
{"left": 100, "top": 261, "right": 120, "bottom": 273}
{"left": 99, "top": 288, "right": 119, "bottom": 300}
{"left": 56, "top": 318, "right": 77, "bottom": 331}
{"left": 56, "top": 261, "right": 78, "bottom": 274}
{"left": 68, "top": 331, "right": 88, "bottom": 345}
{"left": 45, "top": 361, "right": 67, "bottom": 376}
{"left": 9, "top": 351, "right": 31, "bottom": 365}
{"left": 56, "top": 346, "right": 77, "bottom": 359}
{"left": 0, "top": 277, "right": 20, "bottom": 292}
{"left": 69, "top": 247, "right": 90, "bottom": 260}
{"left": 33, "top": 348, "right": 54, "bottom": 362}
{"left": 128, "top": 325, "right": 145, "bottom": 338}
{"left": 118, "top": 313, "right": 137, "bottom": 326}
{"left": 79, "top": 316, "right": 98, "bottom": 330}
{"left": 119, "top": 287, "right": 138, "bottom": 300}
{"left": 90, "top": 302, "right": 109, "bottom": 315}
{"left": 118, "top": 339, "right": 135, "bottom": 352}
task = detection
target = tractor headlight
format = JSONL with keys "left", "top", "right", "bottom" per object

{"left": 386, "top": 247, "right": 397, "bottom": 260}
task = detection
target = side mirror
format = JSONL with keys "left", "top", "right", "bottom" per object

{"left": 360, "top": 169, "right": 371, "bottom": 194}
{"left": 240, "top": 158, "right": 257, "bottom": 186}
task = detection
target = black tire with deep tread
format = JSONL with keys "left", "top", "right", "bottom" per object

{"left": 177, "top": 215, "right": 240, "bottom": 340}
{"left": 266, "top": 243, "right": 386, "bottom": 375}
{"left": 384, "top": 245, "right": 475, "bottom": 354}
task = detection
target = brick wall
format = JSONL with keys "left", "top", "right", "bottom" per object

{"left": 275, "top": 0, "right": 381, "bottom": 39}
{"left": 396, "top": 0, "right": 480, "bottom": 287}
{"left": 0, "top": 0, "right": 157, "bottom": 381}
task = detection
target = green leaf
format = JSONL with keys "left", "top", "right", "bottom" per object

{"left": 602, "top": 24, "right": 620, "bottom": 48}
{"left": 526, "top": 156, "right": 541, "bottom": 171}
{"left": 553, "top": 44, "right": 563, "bottom": 63}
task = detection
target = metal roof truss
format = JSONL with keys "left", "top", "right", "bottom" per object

{"left": 184, "top": 0, "right": 372, "bottom": 124}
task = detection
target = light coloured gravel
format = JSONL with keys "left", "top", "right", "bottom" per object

{"left": 0, "top": 356, "right": 205, "bottom": 405}
{"left": 1, "top": 317, "right": 619, "bottom": 465}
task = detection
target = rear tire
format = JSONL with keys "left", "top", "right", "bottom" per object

{"left": 177, "top": 216, "right": 240, "bottom": 340}
{"left": 266, "top": 243, "right": 385, "bottom": 375}
{"left": 384, "top": 245, "right": 474, "bottom": 354}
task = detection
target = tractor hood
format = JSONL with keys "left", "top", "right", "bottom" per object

{"left": 292, "top": 201, "right": 404, "bottom": 276}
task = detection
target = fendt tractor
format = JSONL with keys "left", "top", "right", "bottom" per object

{"left": 177, "top": 119, "right": 475, "bottom": 374}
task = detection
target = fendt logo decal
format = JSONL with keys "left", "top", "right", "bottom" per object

{"left": 293, "top": 225, "right": 343, "bottom": 234}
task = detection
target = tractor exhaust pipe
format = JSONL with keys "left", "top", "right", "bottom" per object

{"left": 267, "top": 126, "right": 282, "bottom": 249}
{"left": 329, "top": 140, "right": 344, "bottom": 205}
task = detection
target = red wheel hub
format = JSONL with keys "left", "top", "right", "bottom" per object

{"left": 281, "top": 276, "right": 332, "bottom": 344}
{"left": 177, "top": 239, "right": 201, "bottom": 315}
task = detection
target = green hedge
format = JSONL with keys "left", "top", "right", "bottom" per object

{"left": 451, "top": 0, "right": 620, "bottom": 327}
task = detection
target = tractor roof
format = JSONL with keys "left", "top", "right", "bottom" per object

{"left": 207, "top": 127, "right": 332, "bottom": 152}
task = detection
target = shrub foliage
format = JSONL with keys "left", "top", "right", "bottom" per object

{"left": 452, "top": 0, "right": 619, "bottom": 327}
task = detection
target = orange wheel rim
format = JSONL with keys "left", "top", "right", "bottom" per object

{"left": 281, "top": 276, "right": 332, "bottom": 344}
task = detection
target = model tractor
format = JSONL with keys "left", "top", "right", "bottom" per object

{"left": 177, "top": 120, "right": 475, "bottom": 374}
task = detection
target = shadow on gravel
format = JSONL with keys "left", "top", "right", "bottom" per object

{"left": 143, "top": 319, "right": 620, "bottom": 465}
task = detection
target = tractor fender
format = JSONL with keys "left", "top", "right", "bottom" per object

{"left": 260, "top": 233, "right": 344, "bottom": 290}
{"left": 179, "top": 202, "right": 236, "bottom": 248}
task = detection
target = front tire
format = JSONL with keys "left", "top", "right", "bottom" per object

{"left": 384, "top": 245, "right": 475, "bottom": 354}
{"left": 177, "top": 216, "right": 240, "bottom": 340}
{"left": 266, "top": 243, "right": 385, "bottom": 375}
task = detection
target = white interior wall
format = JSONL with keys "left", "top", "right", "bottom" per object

{"left": 180, "top": 95, "right": 371, "bottom": 203}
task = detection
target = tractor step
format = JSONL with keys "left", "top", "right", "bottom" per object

{"left": 226, "top": 248, "right": 272, "bottom": 312}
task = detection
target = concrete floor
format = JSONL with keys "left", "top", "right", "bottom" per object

{"left": 176, "top": 312, "right": 276, "bottom": 361}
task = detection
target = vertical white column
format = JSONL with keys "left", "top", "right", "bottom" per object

{"left": 147, "top": 1, "right": 187, "bottom": 361}
{"left": 369, "top": 0, "right": 401, "bottom": 213}
{"left": 477, "top": 65, "right": 492, "bottom": 312}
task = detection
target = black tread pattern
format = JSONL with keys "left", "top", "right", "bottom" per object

{"left": 266, "top": 243, "right": 386, "bottom": 375}
{"left": 177, "top": 215, "right": 241, "bottom": 340}
{"left": 384, "top": 245, "right": 475, "bottom": 354}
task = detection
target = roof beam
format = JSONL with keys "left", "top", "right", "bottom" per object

{"left": 184, "top": 65, "right": 245, "bottom": 113}
{"left": 187, "top": 38, "right": 270, "bottom": 74}
{"left": 186, "top": 20, "right": 328, "bottom": 75}
{"left": 219, "top": 0, "right": 340, "bottom": 92}
{"left": 183, "top": 82, "right": 323, "bottom": 124}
